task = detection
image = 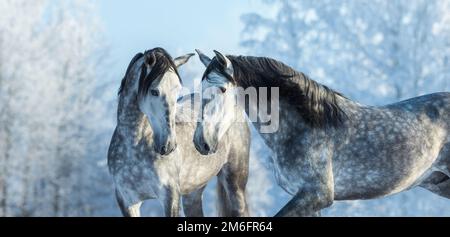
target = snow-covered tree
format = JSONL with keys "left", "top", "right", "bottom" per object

{"left": 241, "top": 0, "right": 450, "bottom": 216}
{"left": 242, "top": 0, "right": 450, "bottom": 104}
{"left": 0, "top": 0, "right": 112, "bottom": 216}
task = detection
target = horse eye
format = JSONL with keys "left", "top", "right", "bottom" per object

{"left": 150, "top": 89, "right": 160, "bottom": 96}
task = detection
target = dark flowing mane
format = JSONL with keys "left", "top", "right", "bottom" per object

{"left": 203, "top": 56, "right": 347, "bottom": 128}
{"left": 118, "top": 47, "right": 181, "bottom": 96}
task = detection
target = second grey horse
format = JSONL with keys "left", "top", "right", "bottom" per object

{"left": 194, "top": 49, "right": 450, "bottom": 217}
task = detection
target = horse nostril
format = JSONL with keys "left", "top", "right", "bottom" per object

{"left": 204, "top": 143, "right": 210, "bottom": 153}
{"left": 161, "top": 145, "right": 167, "bottom": 154}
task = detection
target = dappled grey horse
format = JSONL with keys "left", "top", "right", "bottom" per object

{"left": 108, "top": 48, "right": 250, "bottom": 217}
{"left": 194, "top": 49, "right": 450, "bottom": 216}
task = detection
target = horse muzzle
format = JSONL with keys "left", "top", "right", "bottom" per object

{"left": 193, "top": 136, "right": 218, "bottom": 155}
{"left": 155, "top": 140, "right": 177, "bottom": 156}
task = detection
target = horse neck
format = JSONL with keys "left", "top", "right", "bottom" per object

{"left": 117, "top": 92, "right": 150, "bottom": 133}
{"left": 239, "top": 83, "right": 364, "bottom": 138}
{"left": 244, "top": 95, "right": 303, "bottom": 133}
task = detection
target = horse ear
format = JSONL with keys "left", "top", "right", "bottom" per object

{"left": 195, "top": 49, "right": 212, "bottom": 67}
{"left": 144, "top": 51, "right": 156, "bottom": 67}
{"left": 174, "top": 53, "right": 195, "bottom": 68}
{"left": 213, "top": 50, "right": 230, "bottom": 67}
{"left": 213, "top": 50, "right": 233, "bottom": 76}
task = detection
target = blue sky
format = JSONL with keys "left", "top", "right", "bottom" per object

{"left": 98, "top": 0, "right": 264, "bottom": 79}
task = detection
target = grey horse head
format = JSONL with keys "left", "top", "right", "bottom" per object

{"left": 193, "top": 49, "right": 238, "bottom": 155}
{"left": 121, "top": 47, "right": 194, "bottom": 155}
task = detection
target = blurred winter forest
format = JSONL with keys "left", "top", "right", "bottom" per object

{"left": 0, "top": 0, "right": 449, "bottom": 216}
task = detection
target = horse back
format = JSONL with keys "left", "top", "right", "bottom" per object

{"left": 384, "top": 92, "right": 450, "bottom": 128}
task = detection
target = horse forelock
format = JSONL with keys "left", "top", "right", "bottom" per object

{"left": 138, "top": 48, "right": 181, "bottom": 98}
{"left": 118, "top": 48, "right": 181, "bottom": 98}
